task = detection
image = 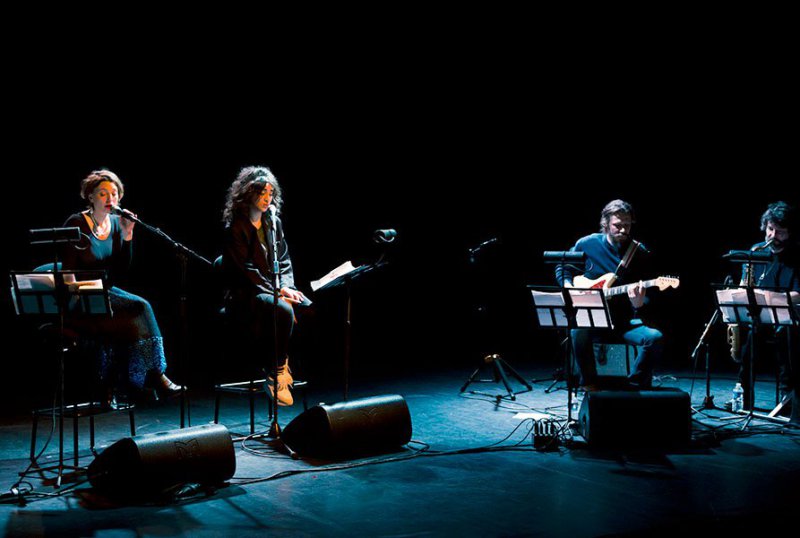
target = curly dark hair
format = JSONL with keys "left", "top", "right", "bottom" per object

{"left": 80, "top": 169, "right": 125, "bottom": 205}
{"left": 760, "top": 201, "right": 796, "bottom": 235}
{"left": 222, "top": 166, "right": 284, "bottom": 226}
{"left": 599, "top": 199, "right": 635, "bottom": 232}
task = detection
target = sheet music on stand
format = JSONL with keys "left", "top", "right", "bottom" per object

{"left": 530, "top": 287, "right": 613, "bottom": 330}
{"left": 528, "top": 285, "right": 613, "bottom": 423}
{"left": 10, "top": 270, "right": 111, "bottom": 317}
{"left": 8, "top": 268, "right": 111, "bottom": 487}
{"left": 310, "top": 260, "right": 385, "bottom": 292}
{"left": 715, "top": 285, "right": 797, "bottom": 326}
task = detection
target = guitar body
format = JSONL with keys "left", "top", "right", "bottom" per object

{"left": 573, "top": 272, "right": 618, "bottom": 290}
{"left": 572, "top": 273, "right": 680, "bottom": 298}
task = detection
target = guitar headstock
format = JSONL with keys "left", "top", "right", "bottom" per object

{"left": 654, "top": 276, "right": 680, "bottom": 290}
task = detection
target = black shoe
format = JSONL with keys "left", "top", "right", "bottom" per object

{"left": 101, "top": 392, "right": 133, "bottom": 411}
{"left": 627, "top": 374, "right": 652, "bottom": 390}
{"left": 160, "top": 374, "right": 181, "bottom": 392}
{"left": 145, "top": 372, "right": 182, "bottom": 395}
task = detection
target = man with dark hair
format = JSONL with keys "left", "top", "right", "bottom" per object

{"left": 556, "top": 199, "right": 665, "bottom": 390}
{"left": 728, "top": 201, "right": 800, "bottom": 424}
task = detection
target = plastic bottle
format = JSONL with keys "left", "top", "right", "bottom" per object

{"left": 732, "top": 383, "right": 744, "bottom": 412}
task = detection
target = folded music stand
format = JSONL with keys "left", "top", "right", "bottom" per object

{"left": 714, "top": 284, "right": 797, "bottom": 428}
{"left": 529, "top": 285, "right": 612, "bottom": 422}
{"left": 9, "top": 269, "right": 110, "bottom": 486}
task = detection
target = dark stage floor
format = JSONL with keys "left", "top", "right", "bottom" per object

{"left": 1, "top": 364, "right": 799, "bottom": 537}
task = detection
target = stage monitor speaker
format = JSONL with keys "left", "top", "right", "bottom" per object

{"left": 88, "top": 424, "right": 235, "bottom": 497}
{"left": 578, "top": 388, "right": 691, "bottom": 449}
{"left": 282, "top": 394, "right": 412, "bottom": 458}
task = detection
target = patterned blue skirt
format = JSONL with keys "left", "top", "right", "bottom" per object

{"left": 72, "top": 287, "right": 167, "bottom": 390}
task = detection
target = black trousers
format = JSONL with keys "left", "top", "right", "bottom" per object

{"left": 737, "top": 325, "right": 798, "bottom": 410}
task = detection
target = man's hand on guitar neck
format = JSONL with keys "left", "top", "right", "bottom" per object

{"left": 627, "top": 281, "right": 645, "bottom": 309}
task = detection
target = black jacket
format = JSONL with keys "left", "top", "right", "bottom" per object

{"left": 222, "top": 214, "right": 295, "bottom": 300}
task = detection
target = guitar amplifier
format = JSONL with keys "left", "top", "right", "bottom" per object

{"left": 593, "top": 343, "right": 632, "bottom": 377}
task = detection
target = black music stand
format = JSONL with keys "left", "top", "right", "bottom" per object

{"left": 715, "top": 284, "right": 797, "bottom": 428}
{"left": 312, "top": 261, "right": 386, "bottom": 401}
{"left": 10, "top": 268, "right": 110, "bottom": 487}
{"left": 530, "top": 285, "right": 612, "bottom": 423}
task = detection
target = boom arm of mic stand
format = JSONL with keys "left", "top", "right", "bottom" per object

{"left": 122, "top": 215, "right": 212, "bottom": 266}
{"left": 691, "top": 309, "right": 720, "bottom": 361}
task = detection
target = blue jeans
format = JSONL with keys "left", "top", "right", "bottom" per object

{"left": 571, "top": 324, "right": 664, "bottom": 388}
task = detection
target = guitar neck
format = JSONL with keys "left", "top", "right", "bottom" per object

{"left": 604, "top": 279, "right": 661, "bottom": 297}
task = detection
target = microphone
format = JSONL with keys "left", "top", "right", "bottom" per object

{"left": 633, "top": 240, "right": 650, "bottom": 254}
{"left": 723, "top": 250, "right": 773, "bottom": 261}
{"left": 111, "top": 205, "right": 138, "bottom": 221}
{"left": 266, "top": 205, "right": 278, "bottom": 222}
{"left": 468, "top": 237, "right": 499, "bottom": 254}
{"left": 373, "top": 229, "right": 397, "bottom": 243}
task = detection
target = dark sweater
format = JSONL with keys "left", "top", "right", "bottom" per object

{"left": 222, "top": 213, "right": 295, "bottom": 299}
{"left": 61, "top": 212, "right": 132, "bottom": 287}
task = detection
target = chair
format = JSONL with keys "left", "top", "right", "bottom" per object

{"left": 211, "top": 256, "right": 308, "bottom": 437}
{"left": 26, "top": 263, "right": 135, "bottom": 465}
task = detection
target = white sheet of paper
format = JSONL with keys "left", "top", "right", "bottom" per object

{"left": 311, "top": 261, "right": 358, "bottom": 292}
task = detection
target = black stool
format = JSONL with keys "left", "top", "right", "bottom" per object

{"left": 213, "top": 376, "right": 308, "bottom": 436}
{"left": 210, "top": 304, "right": 309, "bottom": 436}
{"left": 29, "top": 325, "right": 136, "bottom": 465}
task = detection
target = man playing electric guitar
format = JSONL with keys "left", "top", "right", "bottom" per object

{"left": 556, "top": 199, "right": 671, "bottom": 390}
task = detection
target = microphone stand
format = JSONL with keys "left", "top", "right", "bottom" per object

{"left": 264, "top": 211, "right": 296, "bottom": 457}
{"left": 691, "top": 308, "right": 721, "bottom": 410}
{"left": 267, "top": 211, "right": 282, "bottom": 439}
{"left": 691, "top": 276, "right": 735, "bottom": 411}
{"left": 114, "top": 209, "right": 211, "bottom": 428}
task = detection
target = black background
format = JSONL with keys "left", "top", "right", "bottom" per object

{"left": 2, "top": 23, "right": 796, "bottom": 412}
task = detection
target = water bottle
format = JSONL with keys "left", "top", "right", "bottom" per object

{"left": 732, "top": 383, "right": 744, "bottom": 412}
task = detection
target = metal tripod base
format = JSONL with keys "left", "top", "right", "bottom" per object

{"left": 739, "top": 391, "right": 796, "bottom": 429}
{"left": 19, "top": 461, "right": 85, "bottom": 488}
{"left": 460, "top": 354, "right": 533, "bottom": 401}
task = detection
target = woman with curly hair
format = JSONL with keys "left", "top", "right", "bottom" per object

{"left": 222, "top": 165, "right": 309, "bottom": 406}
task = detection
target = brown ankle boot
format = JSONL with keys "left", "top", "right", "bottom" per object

{"left": 277, "top": 357, "right": 293, "bottom": 386}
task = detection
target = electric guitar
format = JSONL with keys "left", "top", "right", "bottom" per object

{"left": 572, "top": 272, "right": 680, "bottom": 298}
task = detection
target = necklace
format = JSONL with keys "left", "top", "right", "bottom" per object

{"left": 89, "top": 210, "right": 110, "bottom": 239}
